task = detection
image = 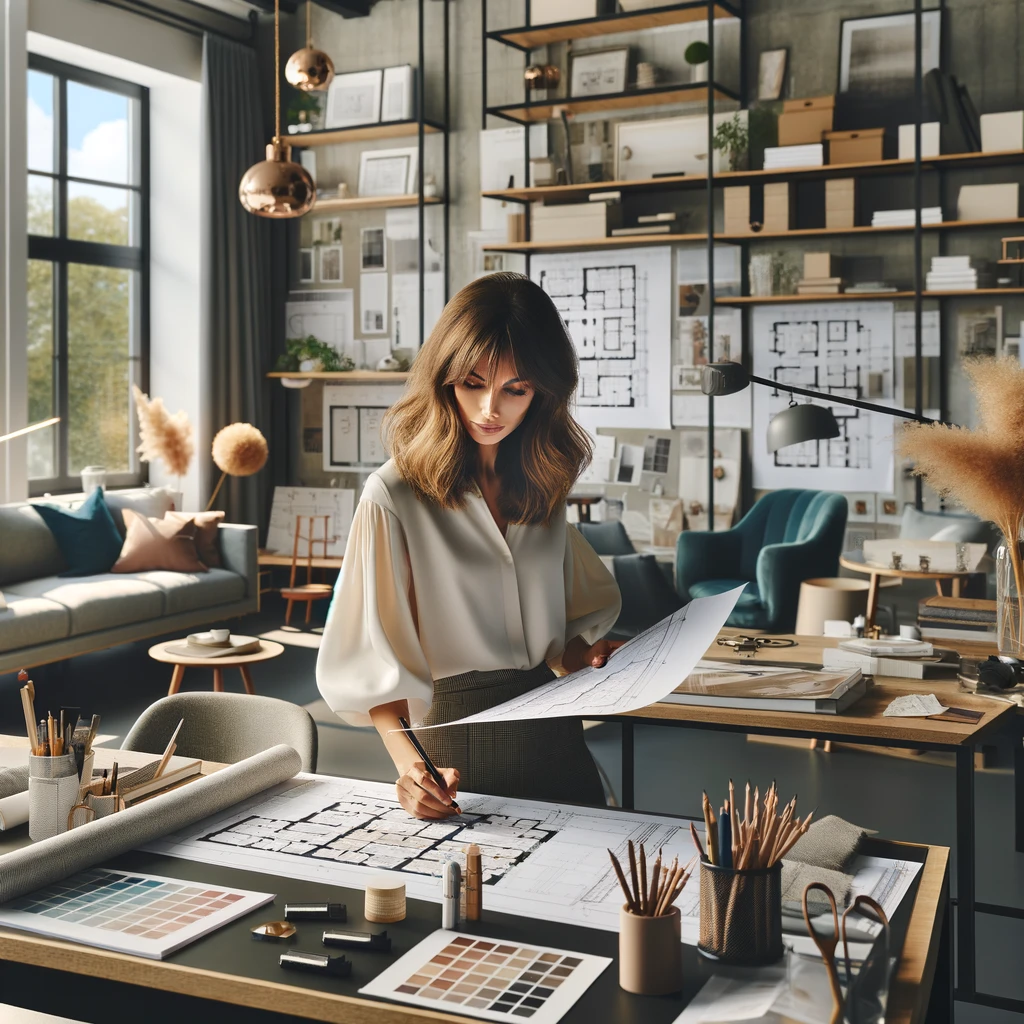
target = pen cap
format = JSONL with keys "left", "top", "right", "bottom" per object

{"left": 443, "top": 860, "right": 462, "bottom": 899}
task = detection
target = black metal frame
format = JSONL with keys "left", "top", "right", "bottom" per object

{"left": 26, "top": 54, "right": 150, "bottom": 497}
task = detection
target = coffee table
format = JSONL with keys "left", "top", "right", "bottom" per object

{"left": 148, "top": 639, "right": 285, "bottom": 696}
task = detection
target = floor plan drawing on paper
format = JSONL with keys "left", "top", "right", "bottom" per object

{"left": 752, "top": 302, "right": 895, "bottom": 493}
{"left": 265, "top": 486, "right": 355, "bottom": 557}
{"left": 532, "top": 247, "right": 671, "bottom": 430}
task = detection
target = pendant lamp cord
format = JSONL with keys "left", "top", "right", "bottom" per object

{"left": 306, "top": 0, "right": 311, "bottom": 47}
{"left": 274, "top": 0, "right": 281, "bottom": 141}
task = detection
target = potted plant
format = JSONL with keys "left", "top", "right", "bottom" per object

{"left": 685, "top": 40, "right": 709, "bottom": 83}
{"left": 275, "top": 335, "right": 354, "bottom": 373}
{"left": 713, "top": 114, "right": 749, "bottom": 172}
{"left": 286, "top": 88, "right": 322, "bottom": 134}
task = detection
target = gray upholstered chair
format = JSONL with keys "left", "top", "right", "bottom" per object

{"left": 122, "top": 692, "right": 318, "bottom": 772}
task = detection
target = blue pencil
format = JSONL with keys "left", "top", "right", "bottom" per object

{"left": 719, "top": 809, "right": 732, "bottom": 869}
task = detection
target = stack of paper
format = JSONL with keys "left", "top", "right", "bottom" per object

{"left": 926, "top": 255, "right": 977, "bottom": 290}
{"left": 763, "top": 144, "right": 824, "bottom": 168}
{"left": 872, "top": 206, "right": 943, "bottom": 227}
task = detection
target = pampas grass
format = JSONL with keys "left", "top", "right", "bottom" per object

{"left": 132, "top": 385, "right": 194, "bottom": 480}
{"left": 898, "top": 357, "right": 1024, "bottom": 650}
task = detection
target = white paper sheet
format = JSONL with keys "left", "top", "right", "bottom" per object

{"left": 360, "top": 272, "right": 389, "bottom": 334}
{"left": 265, "top": 487, "right": 356, "bottom": 556}
{"left": 883, "top": 693, "right": 948, "bottom": 717}
{"left": 532, "top": 247, "right": 673, "bottom": 430}
{"left": 673, "top": 973, "right": 786, "bottom": 1022}
{"left": 416, "top": 587, "right": 744, "bottom": 729}
{"left": 392, "top": 271, "right": 444, "bottom": 349}
{"left": 479, "top": 125, "right": 548, "bottom": 232}
{"left": 359, "top": 407, "right": 388, "bottom": 464}
{"left": 384, "top": 207, "right": 419, "bottom": 240}
{"left": 285, "top": 290, "right": 355, "bottom": 363}
{"left": 327, "top": 407, "right": 359, "bottom": 466}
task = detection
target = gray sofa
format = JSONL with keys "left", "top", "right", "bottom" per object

{"left": 0, "top": 489, "right": 258, "bottom": 674}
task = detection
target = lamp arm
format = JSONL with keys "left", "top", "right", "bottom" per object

{"left": 747, "top": 374, "right": 942, "bottom": 425}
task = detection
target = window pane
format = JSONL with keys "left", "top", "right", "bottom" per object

{"left": 27, "top": 70, "right": 54, "bottom": 173}
{"left": 27, "top": 260, "right": 56, "bottom": 480}
{"left": 28, "top": 174, "right": 54, "bottom": 236}
{"left": 67, "top": 263, "right": 136, "bottom": 474}
{"left": 68, "top": 183, "right": 133, "bottom": 245}
{"left": 67, "top": 81, "right": 131, "bottom": 185}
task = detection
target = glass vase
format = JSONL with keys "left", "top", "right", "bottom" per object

{"left": 996, "top": 538, "right": 1024, "bottom": 658}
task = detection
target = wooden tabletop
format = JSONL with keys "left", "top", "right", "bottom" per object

{"left": 147, "top": 639, "right": 285, "bottom": 668}
{"left": 623, "top": 631, "right": 1016, "bottom": 747}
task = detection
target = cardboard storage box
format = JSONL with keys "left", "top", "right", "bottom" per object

{"left": 724, "top": 186, "right": 752, "bottom": 235}
{"left": 980, "top": 111, "right": 1024, "bottom": 153}
{"left": 825, "top": 178, "right": 856, "bottom": 228}
{"left": 530, "top": 200, "right": 620, "bottom": 242}
{"left": 804, "top": 252, "right": 837, "bottom": 280}
{"left": 763, "top": 182, "right": 792, "bottom": 232}
{"left": 956, "top": 183, "right": 1019, "bottom": 221}
{"left": 778, "top": 96, "right": 835, "bottom": 147}
{"left": 898, "top": 122, "right": 940, "bottom": 159}
{"left": 825, "top": 128, "right": 884, "bottom": 165}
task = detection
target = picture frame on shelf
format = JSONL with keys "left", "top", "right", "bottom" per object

{"left": 569, "top": 47, "right": 629, "bottom": 98}
{"left": 846, "top": 493, "right": 877, "bottom": 523}
{"left": 299, "top": 248, "right": 314, "bottom": 283}
{"left": 877, "top": 495, "right": 904, "bottom": 524}
{"left": 757, "top": 48, "right": 787, "bottom": 100}
{"left": 381, "top": 65, "right": 414, "bottom": 122}
{"left": 319, "top": 245, "right": 343, "bottom": 283}
{"left": 361, "top": 226, "right": 386, "bottom": 271}
{"left": 325, "top": 69, "right": 383, "bottom": 129}
{"left": 358, "top": 147, "right": 418, "bottom": 197}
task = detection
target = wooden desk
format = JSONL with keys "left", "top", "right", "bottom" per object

{"left": 611, "top": 630, "right": 1016, "bottom": 1011}
{"left": 0, "top": 743, "right": 949, "bottom": 1024}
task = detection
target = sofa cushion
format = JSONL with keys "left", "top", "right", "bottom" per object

{"left": 0, "top": 594, "right": 71, "bottom": 652}
{"left": 34, "top": 488, "right": 123, "bottom": 577}
{"left": 4, "top": 574, "right": 165, "bottom": 636}
{"left": 0, "top": 505, "right": 66, "bottom": 585}
{"left": 105, "top": 486, "right": 179, "bottom": 536}
{"left": 165, "top": 511, "right": 224, "bottom": 567}
{"left": 133, "top": 568, "right": 246, "bottom": 615}
{"left": 113, "top": 510, "right": 207, "bottom": 574}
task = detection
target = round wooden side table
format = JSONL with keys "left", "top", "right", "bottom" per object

{"left": 148, "top": 639, "right": 285, "bottom": 696}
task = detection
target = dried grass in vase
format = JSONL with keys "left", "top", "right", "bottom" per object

{"left": 132, "top": 385, "right": 194, "bottom": 484}
{"left": 897, "top": 357, "right": 1024, "bottom": 652}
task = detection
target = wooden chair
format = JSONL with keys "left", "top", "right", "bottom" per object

{"left": 280, "top": 515, "right": 335, "bottom": 625}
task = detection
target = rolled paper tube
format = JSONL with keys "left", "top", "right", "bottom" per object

{"left": 0, "top": 791, "right": 30, "bottom": 831}
{"left": 0, "top": 744, "right": 302, "bottom": 904}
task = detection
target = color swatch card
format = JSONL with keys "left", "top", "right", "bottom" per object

{"left": 0, "top": 867, "right": 274, "bottom": 959}
{"left": 360, "top": 930, "right": 611, "bottom": 1023}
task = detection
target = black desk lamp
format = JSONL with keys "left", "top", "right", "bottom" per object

{"left": 700, "top": 363, "right": 940, "bottom": 451}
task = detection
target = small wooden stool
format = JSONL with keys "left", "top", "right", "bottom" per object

{"left": 280, "top": 514, "right": 335, "bottom": 625}
{"left": 148, "top": 639, "right": 285, "bottom": 696}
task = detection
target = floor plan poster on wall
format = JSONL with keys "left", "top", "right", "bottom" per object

{"left": 531, "top": 247, "right": 671, "bottom": 430}
{"left": 265, "top": 487, "right": 356, "bottom": 557}
{"left": 752, "top": 303, "right": 896, "bottom": 492}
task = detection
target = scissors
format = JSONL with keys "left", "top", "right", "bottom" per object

{"left": 716, "top": 635, "right": 798, "bottom": 658}
{"left": 801, "top": 882, "right": 890, "bottom": 1024}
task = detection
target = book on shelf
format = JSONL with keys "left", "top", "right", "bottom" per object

{"left": 610, "top": 224, "right": 674, "bottom": 236}
{"left": 845, "top": 282, "right": 898, "bottom": 293}
{"left": 660, "top": 660, "right": 867, "bottom": 714}
{"left": 637, "top": 212, "right": 677, "bottom": 223}
{"left": 797, "top": 285, "right": 842, "bottom": 294}
{"left": 763, "top": 144, "right": 824, "bottom": 168}
{"left": 872, "top": 207, "right": 943, "bottom": 226}
{"left": 822, "top": 646, "right": 961, "bottom": 680}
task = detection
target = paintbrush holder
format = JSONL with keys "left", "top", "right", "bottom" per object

{"left": 618, "top": 905, "right": 683, "bottom": 995}
{"left": 698, "top": 861, "right": 783, "bottom": 966}
{"left": 28, "top": 753, "right": 79, "bottom": 842}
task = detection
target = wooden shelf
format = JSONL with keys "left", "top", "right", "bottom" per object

{"left": 313, "top": 194, "right": 442, "bottom": 212}
{"left": 266, "top": 371, "right": 410, "bottom": 381}
{"left": 481, "top": 149, "right": 1024, "bottom": 200}
{"left": 486, "top": 232, "right": 706, "bottom": 252}
{"left": 717, "top": 288, "right": 1024, "bottom": 305}
{"left": 488, "top": 2, "right": 738, "bottom": 49}
{"left": 487, "top": 83, "right": 737, "bottom": 124}
{"left": 720, "top": 217, "right": 1024, "bottom": 241}
{"left": 292, "top": 119, "right": 444, "bottom": 147}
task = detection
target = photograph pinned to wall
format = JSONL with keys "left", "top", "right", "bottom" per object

{"left": 302, "top": 427, "right": 322, "bottom": 454}
{"left": 325, "top": 68, "right": 383, "bottom": 129}
{"left": 678, "top": 282, "right": 710, "bottom": 317}
{"left": 359, "top": 147, "right": 418, "bottom": 197}
{"left": 846, "top": 492, "right": 877, "bottom": 523}
{"left": 613, "top": 443, "right": 645, "bottom": 486}
{"left": 361, "top": 272, "right": 389, "bottom": 334}
{"left": 576, "top": 430, "right": 617, "bottom": 485}
{"left": 392, "top": 271, "right": 444, "bottom": 349}
{"left": 298, "top": 248, "right": 314, "bottom": 283}
{"left": 758, "top": 48, "right": 787, "bottom": 100}
{"left": 360, "top": 227, "right": 386, "bottom": 271}
{"left": 642, "top": 434, "right": 671, "bottom": 474}
{"left": 877, "top": 494, "right": 903, "bottom": 524}
{"left": 319, "top": 245, "right": 343, "bottom": 284}
{"left": 380, "top": 64, "right": 414, "bottom": 122}
{"left": 956, "top": 306, "right": 1002, "bottom": 358}
{"left": 570, "top": 47, "right": 629, "bottom": 97}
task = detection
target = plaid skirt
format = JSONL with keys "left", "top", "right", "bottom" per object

{"left": 417, "top": 663, "right": 606, "bottom": 806}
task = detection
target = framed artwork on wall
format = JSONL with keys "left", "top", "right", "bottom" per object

{"left": 361, "top": 227, "right": 386, "bottom": 271}
{"left": 569, "top": 47, "right": 629, "bottom": 97}
{"left": 319, "top": 245, "right": 343, "bottom": 283}
{"left": 359, "top": 147, "right": 418, "bottom": 197}
{"left": 325, "top": 69, "right": 383, "bottom": 129}
{"left": 381, "top": 65, "right": 414, "bottom": 121}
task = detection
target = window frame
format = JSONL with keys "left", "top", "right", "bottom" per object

{"left": 27, "top": 53, "right": 150, "bottom": 496}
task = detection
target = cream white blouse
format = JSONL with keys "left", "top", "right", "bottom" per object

{"left": 316, "top": 460, "right": 622, "bottom": 727}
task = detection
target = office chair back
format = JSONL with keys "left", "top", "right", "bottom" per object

{"left": 576, "top": 520, "right": 636, "bottom": 556}
{"left": 121, "top": 692, "right": 318, "bottom": 773}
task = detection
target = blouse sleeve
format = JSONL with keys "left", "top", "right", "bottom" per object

{"left": 316, "top": 498, "right": 433, "bottom": 727}
{"left": 563, "top": 524, "right": 622, "bottom": 646}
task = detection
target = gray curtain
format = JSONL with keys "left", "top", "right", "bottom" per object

{"left": 201, "top": 33, "right": 274, "bottom": 535}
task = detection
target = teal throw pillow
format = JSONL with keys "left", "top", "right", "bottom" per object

{"left": 34, "top": 487, "right": 125, "bottom": 577}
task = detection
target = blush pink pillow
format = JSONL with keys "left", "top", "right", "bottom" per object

{"left": 112, "top": 509, "right": 208, "bottom": 574}
{"left": 164, "top": 510, "right": 224, "bottom": 567}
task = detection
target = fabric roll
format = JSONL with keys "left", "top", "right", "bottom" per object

{"left": 0, "top": 765, "right": 30, "bottom": 799}
{"left": 0, "top": 744, "right": 301, "bottom": 904}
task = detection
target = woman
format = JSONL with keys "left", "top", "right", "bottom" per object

{"left": 316, "top": 273, "right": 621, "bottom": 820}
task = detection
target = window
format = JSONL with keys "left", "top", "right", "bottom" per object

{"left": 27, "top": 55, "right": 148, "bottom": 493}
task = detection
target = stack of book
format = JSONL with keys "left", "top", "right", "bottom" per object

{"left": 611, "top": 212, "right": 679, "bottom": 237}
{"left": 925, "top": 255, "right": 977, "bottom": 290}
{"left": 796, "top": 252, "right": 843, "bottom": 294}
{"left": 763, "top": 144, "right": 824, "bottom": 169}
{"left": 918, "top": 596, "right": 997, "bottom": 644}
{"left": 871, "top": 206, "right": 943, "bottom": 227}
{"left": 846, "top": 282, "right": 898, "bottom": 294}
{"left": 822, "top": 637, "right": 961, "bottom": 679}
{"left": 797, "top": 277, "right": 842, "bottom": 295}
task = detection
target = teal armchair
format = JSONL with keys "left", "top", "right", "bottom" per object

{"left": 676, "top": 489, "right": 848, "bottom": 632}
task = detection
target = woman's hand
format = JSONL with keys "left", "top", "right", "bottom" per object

{"left": 562, "top": 637, "right": 626, "bottom": 674}
{"left": 396, "top": 763, "right": 460, "bottom": 820}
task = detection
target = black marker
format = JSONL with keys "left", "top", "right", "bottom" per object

{"left": 284, "top": 902, "right": 347, "bottom": 922}
{"left": 399, "top": 716, "right": 460, "bottom": 814}
{"left": 279, "top": 950, "right": 351, "bottom": 977}
{"left": 322, "top": 929, "right": 391, "bottom": 952}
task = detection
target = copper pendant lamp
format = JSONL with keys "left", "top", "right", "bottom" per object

{"left": 285, "top": 1, "right": 334, "bottom": 91}
{"left": 238, "top": 0, "right": 316, "bottom": 219}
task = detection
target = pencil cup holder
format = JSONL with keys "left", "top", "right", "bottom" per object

{"left": 28, "top": 753, "right": 79, "bottom": 842}
{"left": 618, "top": 905, "right": 683, "bottom": 995}
{"left": 697, "top": 861, "right": 783, "bottom": 966}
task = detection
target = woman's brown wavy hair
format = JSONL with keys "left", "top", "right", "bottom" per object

{"left": 383, "top": 273, "right": 591, "bottom": 525}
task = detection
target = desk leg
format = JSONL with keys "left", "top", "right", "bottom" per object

{"left": 927, "top": 879, "right": 954, "bottom": 1024}
{"left": 865, "top": 573, "right": 880, "bottom": 629}
{"left": 956, "top": 744, "right": 976, "bottom": 999}
{"left": 621, "top": 721, "right": 635, "bottom": 810}
{"left": 1015, "top": 722, "right": 1024, "bottom": 853}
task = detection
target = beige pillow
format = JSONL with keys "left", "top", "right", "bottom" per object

{"left": 113, "top": 509, "right": 208, "bottom": 574}
{"left": 165, "top": 510, "right": 224, "bottom": 567}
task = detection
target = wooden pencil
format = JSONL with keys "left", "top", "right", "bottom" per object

{"left": 638, "top": 844, "right": 648, "bottom": 915}
{"left": 647, "top": 852, "right": 662, "bottom": 916}
{"left": 608, "top": 849, "right": 637, "bottom": 912}
{"left": 689, "top": 822, "right": 706, "bottom": 862}
{"left": 627, "top": 840, "right": 640, "bottom": 910}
